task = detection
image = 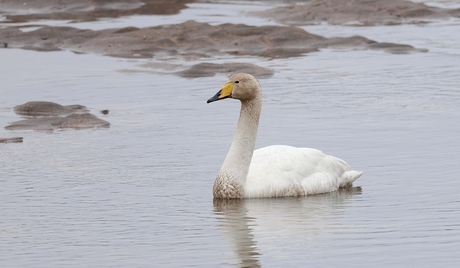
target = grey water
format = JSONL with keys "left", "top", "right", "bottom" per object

{"left": 1, "top": 1, "right": 460, "bottom": 267}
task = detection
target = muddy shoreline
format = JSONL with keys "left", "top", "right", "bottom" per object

{"left": 4, "top": 102, "right": 110, "bottom": 131}
{"left": 0, "top": 21, "right": 425, "bottom": 60}
{"left": 254, "top": 0, "right": 460, "bottom": 26}
{"left": 0, "top": 0, "right": 443, "bottom": 60}
{"left": 0, "top": 0, "right": 447, "bottom": 78}
{"left": 1, "top": 0, "right": 458, "bottom": 25}
{"left": 0, "top": 0, "right": 194, "bottom": 23}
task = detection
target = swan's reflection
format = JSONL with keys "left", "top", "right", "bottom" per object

{"left": 214, "top": 198, "right": 262, "bottom": 268}
{"left": 213, "top": 187, "right": 362, "bottom": 267}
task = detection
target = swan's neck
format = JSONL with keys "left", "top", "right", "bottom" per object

{"left": 214, "top": 97, "right": 262, "bottom": 199}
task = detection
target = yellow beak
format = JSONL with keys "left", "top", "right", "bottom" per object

{"left": 207, "top": 82, "right": 234, "bottom": 103}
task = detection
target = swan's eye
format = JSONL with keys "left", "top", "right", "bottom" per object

{"left": 235, "top": 81, "right": 239, "bottom": 84}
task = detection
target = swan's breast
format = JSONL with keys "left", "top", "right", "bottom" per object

{"left": 213, "top": 171, "right": 245, "bottom": 199}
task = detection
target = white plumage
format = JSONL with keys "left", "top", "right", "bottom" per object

{"left": 207, "top": 73, "right": 362, "bottom": 199}
{"left": 247, "top": 145, "right": 362, "bottom": 198}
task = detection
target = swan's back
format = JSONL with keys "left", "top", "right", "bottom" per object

{"left": 245, "top": 145, "right": 362, "bottom": 198}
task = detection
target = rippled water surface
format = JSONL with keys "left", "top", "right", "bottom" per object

{"left": 1, "top": 1, "right": 460, "bottom": 267}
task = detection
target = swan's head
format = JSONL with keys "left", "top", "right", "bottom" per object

{"left": 207, "top": 73, "right": 261, "bottom": 103}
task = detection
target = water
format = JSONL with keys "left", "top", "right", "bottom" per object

{"left": 1, "top": 1, "right": 460, "bottom": 267}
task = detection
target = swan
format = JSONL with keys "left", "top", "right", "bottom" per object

{"left": 207, "top": 73, "right": 362, "bottom": 199}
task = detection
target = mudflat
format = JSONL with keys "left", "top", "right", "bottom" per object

{"left": 0, "top": 0, "right": 194, "bottom": 22}
{"left": 0, "top": 0, "right": 437, "bottom": 76}
{"left": 0, "top": 137, "right": 23, "bottom": 143}
{"left": 0, "top": 21, "right": 425, "bottom": 60}
{"left": 5, "top": 102, "right": 109, "bottom": 131}
{"left": 14, "top": 101, "right": 88, "bottom": 116}
{"left": 254, "top": 0, "right": 460, "bottom": 26}
{"left": 5, "top": 113, "right": 110, "bottom": 131}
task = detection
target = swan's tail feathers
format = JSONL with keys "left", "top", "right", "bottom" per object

{"left": 339, "top": 170, "right": 363, "bottom": 189}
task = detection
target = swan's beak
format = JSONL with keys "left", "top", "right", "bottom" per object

{"left": 207, "top": 82, "right": 234, "bottom": 103}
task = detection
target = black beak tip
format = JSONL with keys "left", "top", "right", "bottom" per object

{"left": 207, "top": 90, "right": 222, "bottom": 104}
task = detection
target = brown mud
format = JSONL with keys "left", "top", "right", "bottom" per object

{"left": 5, "top": 101, "right": 109, "bottom": 131}
{"left": 0, "top": 21, "right": 425, "bottom": 60}
{"left": 254, "top": 0, "right": 460, "bottom": 26}
{"left": 0, "top": 0, "right": 437, "bottom": 77}
{"left": 5, "top": 113, "right": 110, "bottom": 131}
{"left": 0, "top": 137, "right": 23, "bottom": 143}
{"left": 14, "top": 101, "right": 88, "bottom": 116}
{"left": 0, "top": 0, "right": 194, "bottom": 23}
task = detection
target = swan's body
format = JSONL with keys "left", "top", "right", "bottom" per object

{"left": 208, "top": 73, "right": 362, "bottom": 199}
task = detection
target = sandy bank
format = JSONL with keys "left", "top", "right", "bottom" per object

{"left": 255, "top": 0, "right": 460, "bottom": 26}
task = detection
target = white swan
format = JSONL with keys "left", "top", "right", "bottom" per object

{"left": 207, "top": 73, "right": 362, "bottom": 199}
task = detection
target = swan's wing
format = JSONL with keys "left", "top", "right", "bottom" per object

{"left": 245, "top": 145, "right": 362, "bottom": 198}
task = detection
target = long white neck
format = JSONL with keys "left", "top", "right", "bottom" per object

{"left": 222, "top": 97, "right": 261, "bottom": 177}
{"left": 213, "top": 96, "right": 262, "bottom": 198}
